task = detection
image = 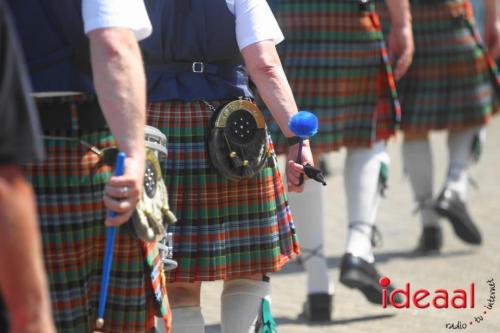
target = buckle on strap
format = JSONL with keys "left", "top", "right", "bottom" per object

{"left": 192, "top": 62, "right": 204, "bottom": 73}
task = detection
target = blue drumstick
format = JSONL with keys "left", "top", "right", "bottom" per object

{"left": 96, "top": 152, "right": 126, "bottom": 330}
{"left": 288, "top": 111, "right": 318, "bottom": 162}
{"left": 288, "top": 111, "right": 325, "bottom": 185}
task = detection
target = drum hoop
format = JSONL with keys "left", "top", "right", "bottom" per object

{"left": 145, "top": 125, "right": 167, "bottom": 156}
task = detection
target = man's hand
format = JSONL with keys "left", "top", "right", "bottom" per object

{"left": 103, "top": 156, "right": 145, "bottom": 226}
{"left": 485, "top": 14, "right": 500, "bottom": 59}
{"left": 286, "top": 140, "right": 314, "bottom": 193}
{"left": 388, "top": 23, "right": 414, "bottom": 80}
{"left": 384, "top": 0, "right": 414, "bottom": 80}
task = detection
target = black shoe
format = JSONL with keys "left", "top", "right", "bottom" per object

{"left": 340, "top": 253, "right": 400, "bottom": 305}
{"left": 416, "top": 226, "right": 443, "bottom": 253}
{"left": 435, "top": 188, "right": 482, "bottom": 245}
{"left": 300, "top": 293, "right": 333, "bottom": 322}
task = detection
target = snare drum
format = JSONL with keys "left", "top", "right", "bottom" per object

{"left": 145, "top": 125, "right": 167, "bottom": 157}
{"left": 143, "top": 126, "right": 178, "bottom": 271}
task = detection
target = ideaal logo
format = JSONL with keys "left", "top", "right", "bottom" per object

{"left": 379, "top": 277, "right": 496, "bottom": 330}
{"left": 379, "top": 276, "right": 475, "bottom": 309}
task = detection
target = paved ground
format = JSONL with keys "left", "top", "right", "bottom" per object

{"left": 160, "top": 117, "right": 500, "bottom": 333}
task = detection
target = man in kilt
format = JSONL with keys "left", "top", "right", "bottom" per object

{"left": 8, "top": 0, "right": 172, "bottom": 332}
{"left": 0, "top": 1, "right": 55, "bottom": 331}
{"left": 140, "top": 1, "right": 313, "bottom": 332}
{"left": 380, "top": 0, "right": 500, "bottom": 252}
{"left": 268, "top": 0, "right": 414, "bottom": 321}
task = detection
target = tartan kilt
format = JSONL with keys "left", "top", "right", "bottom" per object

{"left": 378, "top": 0, "right": 500, "bottom": 134}
{"left": 267, "top": 0, "right": 400, "bottom": 155}
{"left": 146, "top": 101, "right": 299, "bottom": 283}
{"left": 24, "top": 103, "right": 169, "bottom": 332}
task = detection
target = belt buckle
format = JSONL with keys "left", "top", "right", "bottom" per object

{"left": 192, "top": 62, "right": 204, "bottom": 73}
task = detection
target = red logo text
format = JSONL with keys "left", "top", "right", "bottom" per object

{"left": 380, "top": 277, "right": 475, "bottom": 309}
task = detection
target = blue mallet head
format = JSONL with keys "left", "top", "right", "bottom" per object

{"left": 288, "top": 111, "right": 319, "bottom": 139}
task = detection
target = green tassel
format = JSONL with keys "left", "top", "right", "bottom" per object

{"left": 261, "top": 299, "right": 278, "bottom": 333}
{"left": 379, "top": 162, "right": 389, "bottom": 197}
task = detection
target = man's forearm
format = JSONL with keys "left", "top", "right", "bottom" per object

{"left": 385, "top": 0, "right": 412, "bottom": 27}
{"left": 0, "top": 166, "right": 55, "bottom": 333}
{"left": 243, "top": 41, "right": 299, "bottom": 138}
{"left": 89, "top": 28, "right": 146, "bottom": 161}
{"left": 485, "top": 0, "right": 500, "bottom": 26}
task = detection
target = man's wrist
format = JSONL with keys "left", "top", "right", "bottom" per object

{"left": 390, "top": 19, "right": 412, "bottom": 30}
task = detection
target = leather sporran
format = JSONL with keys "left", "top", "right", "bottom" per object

{"left": 208, "top": 99, "right": 269, "bottom": 181}
{"left": 129, "top": 125, "right": 177, "bottom": 242}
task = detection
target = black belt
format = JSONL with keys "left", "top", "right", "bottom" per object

{"left": 147, "top": 62, "right": 241, "bottom": 75}
{"left": 36, "top": 96, "right": 108, "bottom": 131}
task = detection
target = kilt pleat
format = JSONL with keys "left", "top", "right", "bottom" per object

{"left": 379, "top": 0, "right": 499, "bottom": 133}
{"left": 267, "top": 0, "right": 400, "bottom": 154}
{"left": 24, "top": 123, "right": 165, "bottom": 332}
{"left": 146, "top": 101, "right": 299, "bottom": 282}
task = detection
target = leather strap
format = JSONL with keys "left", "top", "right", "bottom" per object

{"left": 36, "top": 97, "right": 107, "bottom": 131}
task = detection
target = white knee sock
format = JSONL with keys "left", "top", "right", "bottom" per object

{"left": 287, "top": 181, "right": 333, "bottom": 295}
{"left": 344, "top": 141, "right": 388, "bottom": 263}
{"left": 221, "top": 279, "right": 273, "bottom": 333}
{"left": 446, "top": 126, "right": 484, "bottom": 201}
{"left": 402, "top": 137, "right": 440, "bottom": 228}
{"left": 171, "top": 306, "right": 205, "bottom": 333}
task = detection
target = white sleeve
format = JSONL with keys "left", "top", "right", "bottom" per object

{"left": 82, "top": 0, "right": 152, "bottom": 40}
{"left": 231, "top": 0, "right": 284, "bottom": 50}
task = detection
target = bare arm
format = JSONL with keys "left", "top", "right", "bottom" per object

{"left": 242, "top": 40, "right": 313, "bottom": 192}
{"left": 0, "top": 166, "right": 55, "bottom": 333}
{"left": 384, "top": 0, "right": 414, "bottom": 80}
{"left": 88, "top": 28, "right": 146, "bottom": 226}
{"left": 485, "top": 0, "right": 500, "bottom": 58}
{"left": 485, "top": 0, "right": 500, "bottom": 22}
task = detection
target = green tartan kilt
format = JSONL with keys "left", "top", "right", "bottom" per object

{"left": 24, "top": 127, "right": 159, "bottom": 333}
{"left": 147, "top": 101, "right": 300, "bottom": 282}
{"left": 267, "top": 0, "right": 400, "bottom": 154}
{"left": 378, "top": 0, "right": 500, "bottom": 134}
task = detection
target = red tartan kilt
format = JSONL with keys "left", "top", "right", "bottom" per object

{"left": 377, "top": 0, "right": 500, "bottom": 134}
{"left": 265, "top": 0, "right": 400, "bottom": 154}
{"left": 146, "top": 101, "right": 299, "bottom": 282}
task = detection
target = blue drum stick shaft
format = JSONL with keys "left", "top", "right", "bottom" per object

{"left": 96, "top": 152, "right": 126, "bottom": 330}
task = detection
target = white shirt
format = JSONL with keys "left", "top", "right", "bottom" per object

{"left": 226, "top": 0, "right": 284, "bottom": 50}
{"left": 82, "top": 0, "right": 152, "bottom": 40}
{"left": 83, "top": 0, "right": 279, "bottom": 47}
